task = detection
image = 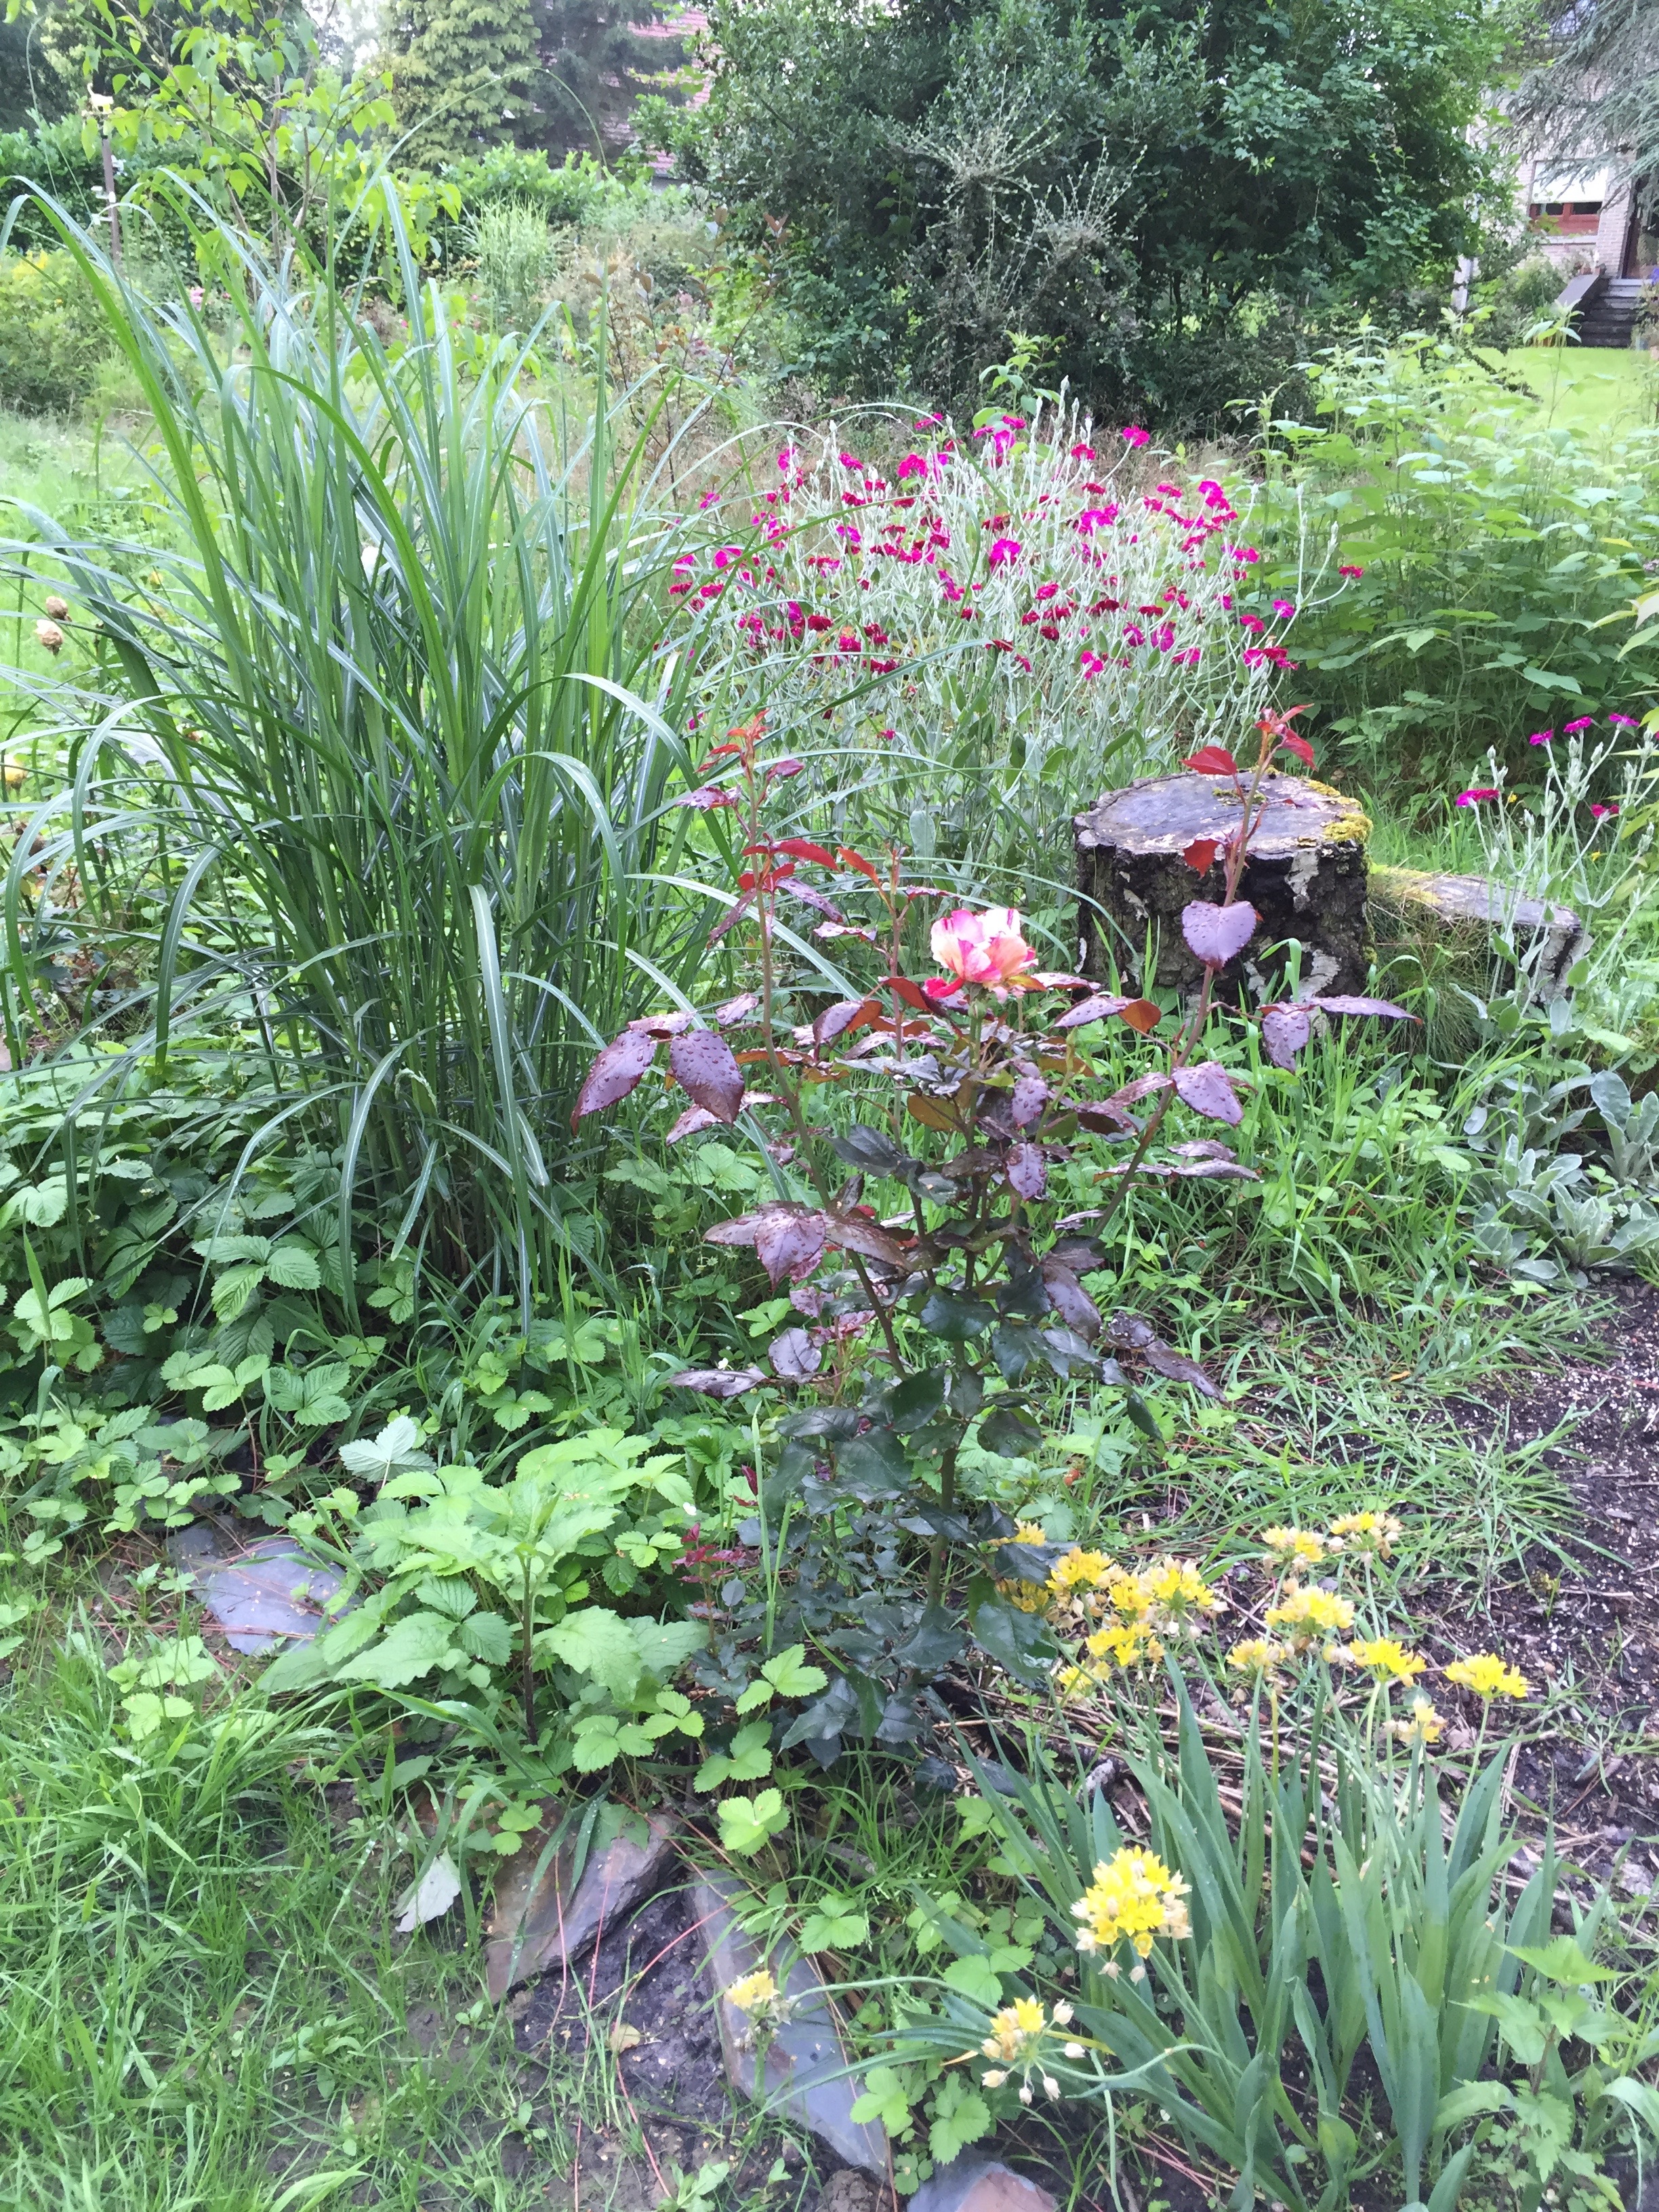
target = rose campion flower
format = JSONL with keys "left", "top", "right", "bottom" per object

{"left": 987, "top": 537, "right": 1022, "bottom": 567}
{"left": 1608, "top": 712, "right": 1638, "bottom": 728}
{"left": 188, "top": 285, "right": 205, "bottom": 308}
{"left": 1455, "top": 787, "right": 1500, "bottom": 806}
{"left": 927, "top": 906, "right": 1039, "bottom": 1000}
{"left": 1528, "top": 729, "right": 1553, "bottom": 746}
{"left": 1121, "top": 426, "right": 1149, "bottom": 447}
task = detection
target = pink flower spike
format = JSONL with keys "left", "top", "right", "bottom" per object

{"left": 1563, "top": 716, "right": 1595, "bottom": 733}
{"left": 1528, "top": 729, "right": 1553, "bottom": 746}
{"left": 1455, "top": 787, "right": 1500, "bottom": 806}
{"left": 987, "top": 537, "right": 1023, "bottom": 568}
{"left": 1121, "top": 426, "right": 1150, "bottom": 448}
{"left": 929, "top": 906, "right": 1040, "bottom": 1000}
{"left": 1271, "top": 598, "right": 1296, "bottom": 619}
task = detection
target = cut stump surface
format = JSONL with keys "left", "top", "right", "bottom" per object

{"left": 1076, "top": 771, "right": 1372, "bottom": 997}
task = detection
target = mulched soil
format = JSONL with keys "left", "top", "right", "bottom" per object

{"left": 1427, "top": 1276, "right": 1659, "bottom": 1895}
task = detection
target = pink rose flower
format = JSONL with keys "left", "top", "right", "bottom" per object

{"left": 927, "top": 906, "right": 1039, "bottom": 1000}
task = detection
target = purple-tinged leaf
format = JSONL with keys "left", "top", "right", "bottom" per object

{"left": 1181, "top": 900, "right": 1258, "bottom": 967}
{"left": 1109, "top": 1071, "right": 1175, "bottom": 1111}
{"left": 669, "top": 1028, "right": 745, "bottom": 1122}
{"left": 707, "top": 890, "right": 755, "bottom": 945}
{"left": 1006, "top": 1143, "right": 1048, "bottom": 1200}
{"left": 674, "top": 784, "right": 740, "bottom": 810}
{"left": 754, "top": 1206, "right": 829, "bottom": 1287}
{"left": 1041, "top": 1258, "right": 1101, "bottom": 1340}
{"left": 1168, "top": 1158, "right": 1258, "bottom": 1181}
{"left": 1261, "top": 1005, "right": 1311, "bottom": 1069}
{"left": 780, "top": 880, "right": 849, "bottom": 925}
{"left": 824, "top": 1214, "right": 912, "bottom": 1269}
{"left": 1306, "top": 994, "right": 1418, "bottom": 1023}
{"left": 667, "top": 1103, "right": 720, "bottom": 1143}
{"left": 769, "top": 1326, "right": 823, "bottom": 1380}
{"left": 790, "top": 1282, "right": 826, "bottom": 1318}
{"left": 1076, "top": 1101, "right": 1138, "bottom": 1135}
{"left": 1143, "top": 1340, "right": 1221, "bottom": 1399}
{"left": 571, "top": 1027, "right": 659, "bottom": 1130}
{"left": 1033, "top": 970, "right": 1093, "bottom": 989}
{"left": 813, "top": 999, "right": 871, "bottom": 1049}
{"left": 1170, "top": 1139, "right": 1236, "bottom": 1161}
{"left": 714, "top": 992, "right": 761, "bottom": 1027}
{"left": 668, "top": 1366, "right": 766, "bottom": 1398}
{"left": 1009, "top": 1075, "right": 1049, "bottom": 1128}
{"left": 1107, "top": 1310, "right": 1155, "bottom": 1350}
{"left": 1171, "top": 1061, "right": 1244, "bottom": 1126}
{"left": 1055, "top": 991, "right": 1133, "bottom": 1030}
{"left": 764, "top": 755, "right": 806, "bottom": 785}
{"left": 630, "top": 1008, "right": 696, "bottom": 1038}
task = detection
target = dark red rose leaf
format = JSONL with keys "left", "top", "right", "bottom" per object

{"left": 704, "top": 1212, "right": 762, "bottom": 1246}
{"left": 769, "top": 1326, "right": 823, "bottom": 1380}
{"left": 1076, "top": 1101, "right": 1138, "bottom": 1134}
{"left": 775, "top": 838, "right": 838, "bottom": 868}
{"left": 571, "top": 1027, "right": 659, "bottom": 1130}
{"left": 1168, "top": 1158, "right": 1258, "bottom": 1180}
{"left": 1182, "top": 745, "right": 1238, "bottom": 776}
{"left": 1143, "top": 1340, "right": 1221, "bottom": 1399}
{"left": 714, "top": 991, "right": 762, "bottom": 1027}
{"left": 1006, "top": 1143, "right": 1048, "bottom": 1200}
{"left": 753, "top": 1206, "right": 830, "bottom": 1288}
{"left": 764, "top": 756, "right": 806, "bottom": 785}
{"left": 1009, "top": 1074, "right": 1049, "bottom": 1127}
{"left": 669, "top": 1028, "right": 745, "bottom": 1122}
{"left": 1041, "top": 1258, "right": 1101, "bottom": 1340}
{"left": 1261, "top": 1005, "right": 1311, "bottom": 1069}
{"left": 790, "top": 1282, "right": 825, "bottom": 1317}
{"left": 1182, "top": 837, "right": 1220, "bottom": 875}
{"left": 667, "top": 1103, "right": 720, "bottom": 1143}
{"left": 824, "top": 1214, "right": 911, "bottom": 1269}
{"left": 1181, "top": 899, "right": 1258, "bottom": 967}
{"left": 1119, "top": 998, "right": 1163, "bottom": 1035}
{"left": 668, "top": 1366, "right": 766, "bottom": 1398}
{"left": 1170, "top": 1139, "right": 1236, "bottom": 1161}
{"left": 780, "top": 880, "right": 849, "bottom": 925}
{"left": 674, "top": 784, "right": 739, "bottom": 810}
{"left": 1277, "top": 733, "right": 1315, "bottom": 769}
{"left": 838, "top": 845, "right": 881, "bottom": 882}
{"left": 1306, "top": 995, "right": 1418, "bottom": 1023}
{"left": 1033, "top": 970, "right": 1093, "bottom": 989}
{"left": 813, "top": 998, "right": 873, "bottom": 1049}
{"left": 629, "top": 1008, "right": 696, "bottom": 1038}
{"left": 1055, "top": 992, "right": 1132, "bottom": 1029}
{"left": 884, "top": 975, "right": 936, "bottom": 1014}
{"left": 1170, "top": 1061, "right": 1244, "bottom": 1126}
{"left": 1108, "top": 1071, "right": 1175, "bottom": 1111}
{"left": 1107, "top": 1310, "right": 1155, "bottom": 1349}
{"left": 707, "top": 890, "right": 756, "bottom": 945}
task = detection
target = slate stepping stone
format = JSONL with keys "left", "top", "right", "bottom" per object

{"left": 165, "top": 1522, "right": 346, "bottom": 1654}
{"left": 485, "top": 1809, "right": 679, "bottom": 2001}
{"left": 691, "top": 1871, "right": 889, "bottom": 2181}
{"left": 908, "top": 2160, "right": 1057, "bottom": 2212}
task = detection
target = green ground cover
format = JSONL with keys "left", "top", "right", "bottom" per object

{"left": 0, "top": 203, "right": 1657, "bottom": 2212}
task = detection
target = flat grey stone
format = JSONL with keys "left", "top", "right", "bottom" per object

{"left": 485, "top": 1811, "right": 678, "bottom": 2001}
{"left": 1369, "top": 866, "right": 1586, "bottom": 998}
{"left": 165, "top": 1523, "right": 346, "bottom": 1653}
{"left": 909, "top": 2160, "right": 1057, "bottom": 2212}
{"left": 693, "top": 1872, "right": 889, "bottom": 2180}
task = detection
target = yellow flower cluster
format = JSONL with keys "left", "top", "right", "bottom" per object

{"left": 1263, "top": 1584, "right": 1355, "bottom": 1648}
{"left": 1346, "top": 1637, "right": 1426, "bottom": 1683}
{"left": 1072, "top": 1847, "right": 1191, "bottom": 1961}
{"left": 1328, "top": 1510, "right": 1403, "bottom": 1557}
{"left": 724, "top": 1969, "right": 779, "bottom": 2015}
{"left": 1261, "top": 1526, "right": 1326, "bottom": 1567}
{"left": 997, "top": 1523, "right": 1057, "bottom": 1614}
{"left": 970, "top": 1996, "right": 1082, "bottom": 2102}
{"left": 1446, "top": 1653, "right": 1529, "bottom": 1701}
{"left": 1390, "top": 1696, "right": 1443, "bottom": 1746}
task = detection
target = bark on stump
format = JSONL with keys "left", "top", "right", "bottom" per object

{"left": 1076, "top": 771, "right": 1373, "bottom": 998}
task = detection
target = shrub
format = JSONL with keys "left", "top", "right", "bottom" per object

{"left": 0, "top": 249, "right": 111, "bottom": 413}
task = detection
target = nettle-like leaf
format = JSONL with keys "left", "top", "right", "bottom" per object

{"left": 1181, "top": 899, "right": 1258, "bottom": 967}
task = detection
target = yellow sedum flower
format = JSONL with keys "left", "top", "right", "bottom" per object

{"left": 1446, "top": 1653, "right": 1528, "bottom": 1702}
{"left": 1226, "top": 1637, "right": 1284, "bottom": 1677}
{"left": 724, "top": 1969, "right": 779, "bottom": 2014}
{"left": 1391, "top": 1696, "right": 1443, "bottom": 1746}
{"left": 1072, "top": 1847, "right": 1191, "bottom": 1959}
{"left": 1262, "top": 1526, "right": 1326, "bottom": 1568}
{"left": 1347, "top": 1637, "right": 1427, "bottom": 1684}
{"left": 1328, "top": 1509, "right": 1402, "bottom": 1557}
{"left": 1264, "top": 1585, "right": 1355, "bottom": 1645}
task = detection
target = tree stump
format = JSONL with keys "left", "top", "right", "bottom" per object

{"left": 1076, "top": 771, "right": 1373, "bottom": 997}
{"left": 1368, "top": 866, "right": 1586, "bottom": 1002}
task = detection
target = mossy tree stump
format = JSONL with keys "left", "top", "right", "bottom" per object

{"left": 1076, "top": 771, "right": 1374, "bottom": 997}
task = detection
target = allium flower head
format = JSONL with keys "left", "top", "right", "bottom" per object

{"left": 1073, "top": 1847, "right": 1190, "bottom": 1959}
{"left": 1328, "top": 1510, "right": 1402, "bottom": 1557}
{"left": 725, "top": 1969, "right": 779, "bottom": 2015}
{"left": 1446, "top": 1653, "right": 1528, "bottom": 1701}
{"left": 1262, "top": 1527, "right": 1325, "bottom": 1568}
{"left": 1226, "top": 1638, "right": 1284, "bottom": 1677}
{"left": 928, "top": 906, "right": 1038, "bottom": 1000}
{"left": 1265, "top": 1584, "right": 1355, "bottom": 1646}
{"left": 1085, "top": 1620, "right": 1164, "bottom": 1668}
{"left": 1347, "top": 1637, "right": 1426, "bottom": 1683}
{"left": 1391, "top": 1695, "right": 1443, "bottom": 1746}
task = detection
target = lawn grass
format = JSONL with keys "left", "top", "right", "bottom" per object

{"left": 1492, "top": 343, "right": 1659, "bottom": 436}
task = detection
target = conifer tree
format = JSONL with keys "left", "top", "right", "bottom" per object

{"left": 382, "top": 0, "right": 540, "bottom": 163}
